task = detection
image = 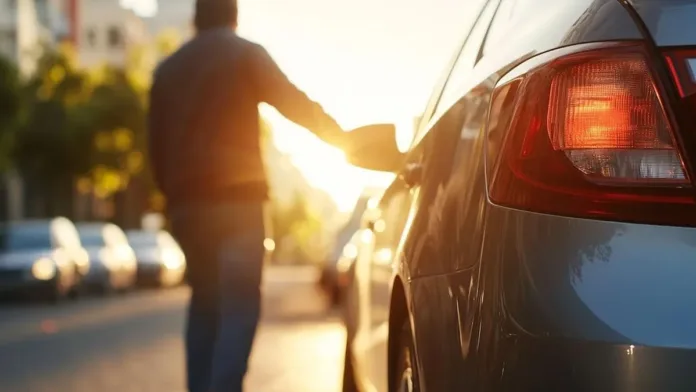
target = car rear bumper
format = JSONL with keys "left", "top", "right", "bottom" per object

{"left": 439, "top": 204, "right": 696, "bottom": 390}
{"left": 495, "top": 337, "right": 696, "bottom": 391}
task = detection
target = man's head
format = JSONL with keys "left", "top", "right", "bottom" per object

{"left": 194, "top": 0, "right": 238, "bottom": 32}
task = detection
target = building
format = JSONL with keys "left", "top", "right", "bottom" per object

{"left": 75, "top": 0, "right": 149, "bottom": 68}
{"left": 36, "top": 0, "right": 70, "bottom": 43}
{"left": 0, "top": 0, "right": 43, "bottom": 75}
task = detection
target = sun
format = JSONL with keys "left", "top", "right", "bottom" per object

{"left": 264, "top": 108, "right": 394, "bottom": 212}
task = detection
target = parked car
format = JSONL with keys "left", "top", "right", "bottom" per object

{"left": 341, "top": 1, "right": 696, "bottom": 391}
{"left": 319, "top": 195, "right": 375, "bottom": 305}
{"left": 332, "top": 229, "right": 365, "bottom": 303}
{"left": 126, "top": 229, "right": 186, "bottom": 287}
{"left": 76, "top": 222, "right": 137, "bottom": 293}
{"left": 0, "top": 218, "right": 88, "bottom": 302}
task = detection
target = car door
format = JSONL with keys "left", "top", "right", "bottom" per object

{"left": 351, "top": 2, "right": 494, "bottom": 391}
{"left": 396, "top": 1, "right": 501, "bottom": 390}
{"left": 401, "top": 0, "right": 499, "bottom": 280}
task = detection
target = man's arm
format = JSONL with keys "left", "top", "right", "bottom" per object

{"left": 249, "top": 44, "right": 346, "bottom": 147}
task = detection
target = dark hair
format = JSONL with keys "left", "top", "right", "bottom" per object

{"left": 194, "top": 0, "right": 238, "bottom": 32}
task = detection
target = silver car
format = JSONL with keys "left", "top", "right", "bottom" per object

{"left": 126, "top": 229, "right": 186, "bottom": 287}
{"left": 0, "top": 218, "right": 88, "bottom": 302}
{"left": 77, "top": 222, "right": 137, "bottom": 293}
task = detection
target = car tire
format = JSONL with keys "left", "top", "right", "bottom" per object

{"left": 342, "top": 336, "right": 359, "bottom": 392}
{"left": 394, "top": 321, "right": 420, "bottom": 392}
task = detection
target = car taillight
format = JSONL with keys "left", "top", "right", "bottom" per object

{"left": 487, "top": 42, "right": 696, "bottom": 226}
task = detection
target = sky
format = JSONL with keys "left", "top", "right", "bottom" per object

{"left": 135, "top": 0, "right": 472, "bottom": 210}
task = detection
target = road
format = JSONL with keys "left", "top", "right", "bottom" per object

{"left": 0, "top": 265, "right": 346, "bottom": 392}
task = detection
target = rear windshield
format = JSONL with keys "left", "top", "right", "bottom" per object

{"left": 0, "top": 225, "right": 52, "bottom": 251}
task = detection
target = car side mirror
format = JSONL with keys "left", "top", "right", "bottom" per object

{"left": 343, "top": 123, "right": 405, "bottom": 172}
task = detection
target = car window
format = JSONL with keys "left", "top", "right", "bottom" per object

{"left": 481, "top": 0, "right": 517, "bottom": 57}
{"left": 0, "top": 224, "right": 53, "bottom": 251}
{"left": 409, "top": 0, "right": 489, "bottom": 148}
{"left": 79, "top": 229, "right": 106, "bottom": 248}
{"left": 127, "top": 231, "right": 158, "bottom": 247}
{"left": 430, "top": 0, "right": 499, "bottom": 123}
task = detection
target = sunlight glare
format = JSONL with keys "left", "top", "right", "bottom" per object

{"left": 237, "top": 0, "right": 469, "bottom": 213}
{"left": 264, "top": 108, "right": 393, "bottom": 212}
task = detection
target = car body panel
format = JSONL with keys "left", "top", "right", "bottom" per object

{"left": 345, "top": 0, "right": 679, "bottom": 391}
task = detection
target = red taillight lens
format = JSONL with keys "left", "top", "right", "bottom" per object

{"left": 487, "top": 43, "right": 696, "bottom": 226}
{"left": 548, "top": 57, "right": 687, "bottom": 185}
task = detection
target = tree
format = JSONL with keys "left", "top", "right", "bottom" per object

{"left": 0, "top": 55, "right": 22, "bottom": 172}
{"left": 13, "top": 44, "right": 92, "bottom": 216}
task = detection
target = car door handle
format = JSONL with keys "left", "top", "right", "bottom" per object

{"left": 400, "top": 163, "right": 423, "bottom": 188}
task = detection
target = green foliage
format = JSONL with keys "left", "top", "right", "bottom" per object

{"left": 0, "top": 55, "right": 21, "bottom": 133}
{"left": 0, "top": 55, "right": 22, "bottom": 170}
{"left": 8, "top": 39, "right": 157, "bottom": 196}
{"left": 13, "top": 44, "right": 91, "bottom": 181}
{"left": 0, "top": 35, "right": 163, "bottom": 220}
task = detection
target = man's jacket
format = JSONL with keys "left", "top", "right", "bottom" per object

{"left": 148, "top": 27, "right": 342, "bottom": 206}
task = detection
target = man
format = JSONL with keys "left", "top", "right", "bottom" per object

{"left": 147, "top": 0, "right": 347, "bottom": 391}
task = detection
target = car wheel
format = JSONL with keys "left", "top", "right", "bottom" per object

{"left": 394, "top": 321, "right": 419, "bottom": 392}
{"left": 342, "top": 336, "right": 359, "bottom": 392}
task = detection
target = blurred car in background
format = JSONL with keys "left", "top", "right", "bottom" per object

{"left": 0, "top": 218, "right": 88, "bottom": 302}
{"left": 319, "top": 195, "right": 376, "bottom": 306}
{"left": 76, "top": 222, "right": 137, "bottom": 293}
{"left": 334, "top": 228, "right": 372, "bottom": 306}
{"left": 126, "top": 229, "right": 186, "bottom": 287}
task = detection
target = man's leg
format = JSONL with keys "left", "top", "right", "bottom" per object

{"left": 171, "top": 208, "right": 223, "bottom": 392}
{"left": 208, "top": 203, "right": 266, "bottom": 392}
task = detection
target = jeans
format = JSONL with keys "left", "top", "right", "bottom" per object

{"left": 170, "top": 201, "right": 268, "bottom": 392}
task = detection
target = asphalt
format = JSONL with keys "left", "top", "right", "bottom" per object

{"left": 0, "top": 265, "right": 346, "bottom": 392}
